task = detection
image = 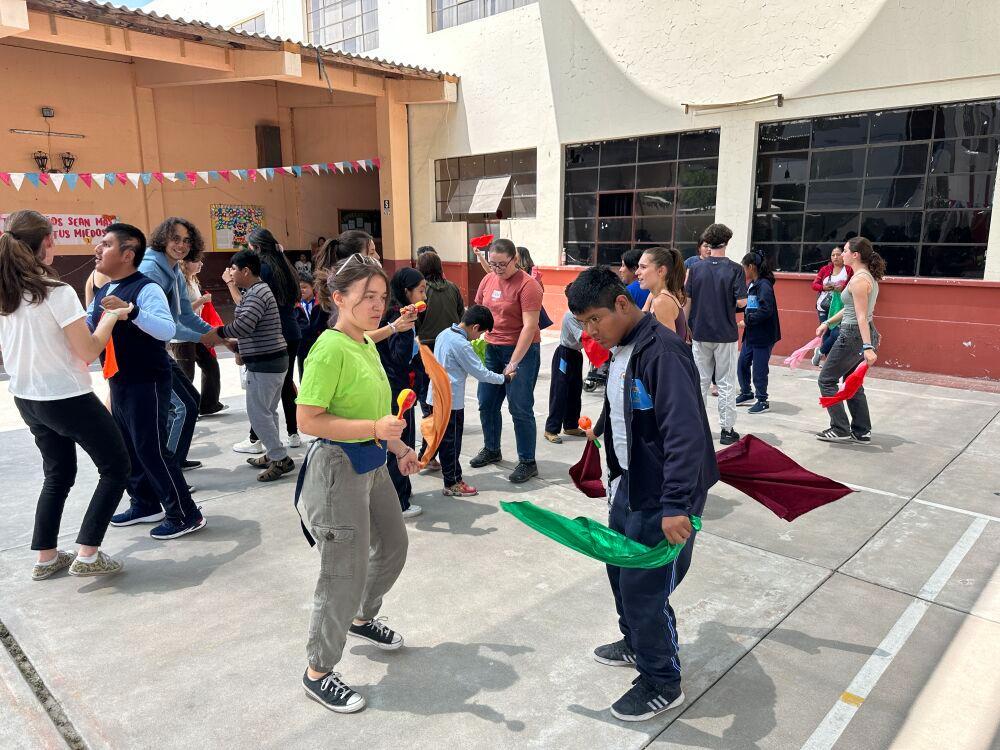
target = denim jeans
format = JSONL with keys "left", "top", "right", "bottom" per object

{"left": 478, "top": 342, "right": 541, "bottom": 462}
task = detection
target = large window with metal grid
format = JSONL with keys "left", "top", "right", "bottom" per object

{"left": 562, "top": 129, "right": 721, "bottom": 267}
{"left": 231, "top": 13, "right": 266, "bottom": 35}
{"left": 306, "top": 0, "right": 378, "bottom": 54}
{"left": 753, "top": 99, "right": 998, "bottom": 279}
{"left": 432, "top": 0, "right": 537, "bottom": 32}
{"left": 434, "top": 149, "right": 536, "bottom": 222}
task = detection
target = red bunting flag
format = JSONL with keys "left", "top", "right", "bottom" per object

{"left": 116, "top": 172, "right": 128, "bottom": 186}
{"left": 373, "top": 157, "right": 381, "bottom": 169}
{"left": 218, "top": 170, "right": 230, "bottom": 182}
{"left": 184, "top": 171, "right": 197, "bottom": 186}
{"left": 38, "top": 173, "right": 49, "bottom": 186}
{"left": 0, "top": 173, "right": 10, "bottom": 187}
{"left": 247, "top": 168, "right": 258, "bottom": 181}
{"left": 153, "top": 172, "right": 164, "bottom": 184}
{"left": 79, "top": 173, "right": 93, "bottom": 188}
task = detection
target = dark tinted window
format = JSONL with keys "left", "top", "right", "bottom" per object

{"left": 435, "top": 149, "right": 537, "bottom": 222}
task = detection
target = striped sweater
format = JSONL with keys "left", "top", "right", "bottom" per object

{"left": 219, "top": 281, "right": 286, "bottom": 365}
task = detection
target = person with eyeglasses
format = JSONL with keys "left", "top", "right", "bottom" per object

{"left": 470, "top": 238, "right": 543, "bottom": 484}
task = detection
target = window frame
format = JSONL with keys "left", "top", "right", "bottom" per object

{"left": 231, "top": 12, "right": 266, "bottom": 35}
{"left": 431, "top": 0, "right": 538, "bottom": 33}
{"left": 433, "top": 148, "right": 537, "bottom": 223}
{"left": 306, "top": 0, "right": 379, "bottom": 54}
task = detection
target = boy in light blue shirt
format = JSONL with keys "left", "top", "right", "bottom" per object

{"left": 428, "top": 305, "right": 506, "bottom": 497}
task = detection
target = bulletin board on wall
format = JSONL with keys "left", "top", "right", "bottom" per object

{"left": 339, "top": 209, "right": 381, "bottom": 238}
{"left": 210, "top": 204, "right": 265, "bottom": 251}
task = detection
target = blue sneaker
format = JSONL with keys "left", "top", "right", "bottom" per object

{"left": 735, "top": 393, "right": 755, "bottom": 406}
{"left": 748, "top": 400, "right": 770, "bottom": 414}
{"left": 150, "top": 514, "right": 207, "bottom": 540}
{"left": 110, "top": 506, "right": 165, "bottom": 527}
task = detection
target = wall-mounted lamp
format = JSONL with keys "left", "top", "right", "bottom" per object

{"left": 31, "top": 150, "right": 77, "bottom": 173}
{"left": 60, "top": 152, "right": 76, "bottom": 172}
{"left": 32, "top": 150, "right": 49, "bottom": 172}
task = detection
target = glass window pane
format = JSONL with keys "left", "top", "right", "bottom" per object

{"left": 801, "top": 243, "right": 837, "bottom": 273}
{"left": 753, "top": 213, "right": 804, "bottom": 243}
{"left": 758, "top": 120, "right": 811, "bottom": 152}
{"left": 803, "top": 212, "right": 860, "bottom": 243}
{"left": 636, "top": 162, "right": 676, "bottom": 189}
{"left": 755, "top": 183, "right": 806, "bottom": 212}
{"left": 565, "top": 193, "right": 597, "bottom": 217}
{"left": 918, "top": 244, "right": 987, "bottom": 279}
{"left": 459, "top": 155, "right": 484, "bottom": 178}
{"left": 812, "top": 113, "right": 869, "bottom": 147}
{"left": 677, "top": 187, "right": 716, "bottom": 213}
{"left": 677, "top": 159, "right": 718, "bottom": 187}
{"left": 636, "top": 190, "right": 673, "bottom": 216}
{"left": 564, "top": 218, "right": 596, "bottom": 243}
{"left": 563, "top": 244, "right": 593, "bottom": 266}
{"left": 866, "top": 143, "right": 929, "bottom": 177}
{"left": 860, "top": 211, "right": 923, "bottom": 243}
{"left": 496, "top": 197, "right": 512, "bottom": 220}
{"left": 637, "top": 134, "right": 678, "bottom": 163}
{"left": 599, "top": 165, "right": 636, "bottom": 191}
{"left": 484, "top": 152, "right": 512, "bottom": 176}
{"left": 925, "top": 173, "right": 994, "bottom": 209}
{"left": 754, "top": 243, "right": 803, "bottom": 273}
{"left": 597, "top": 218, "right": 633, "bottom": 242}
{"left": 566, "top": 144, "right": 599, "bottom": 169}
{"left": 934, "top": 101, "right": 1000, "bottom": 139}
{"left": 436, "top": 201, "right": 449, "bottom": 221}
{"left": 565, "top": 168, "right": 598, "bottom": 194}
{"left": 601, "top": 138, "right": 638, "bottom": 166}
{"left": 512, "top": 149, "right": 537, "bottom": 172}
{"left": 674, "top": 215, "right": 715, "bottom": 244}
{"left": 923, "top": 209, "right": 991, "bottom": 244}
{"left": 511, "top": 196, "right": 536, "bottom": 217}
{"left": 806, "top": 180, "right": 862, "bottom": 210}
{"left": 869, "top": 107, "right": 935, "bottom": 143}
{"left": 875, "top": 245, "right": 917, "bottom": 276}
{"left": 863, "top": 177, "right": 925, "bottom": 209}
{"left": 597, "top": 244, "right": 629, "bottom": 267}
{"left": 635, "top": 217, "right": 673, "bottom": 243}
{"left": 511, "top": 173, "right": 535, "bottom": 197}
{"left": 598, "top": 193, "right": 634, "bottom": 217}
{"left": 757, "top": 152, "right": 809, "bottom": 183}
{"left": 679, "top": 130, "right": 720, "bottom": 158}
{"left": 930, "top": 138, "right": 999, "bottom": 174}
{"left": 435, "top": 157, "right": 459, "bottom": 180}
{"left": 362, "top": 10, "right": 377, "bottom": 31}
{"left": 810, "top": 148, "right": 865, "bottom": 179}
{"left": 435, "top": 180, "right": 458, "bottom": 201}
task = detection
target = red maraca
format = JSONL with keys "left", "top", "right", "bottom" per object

{"left": 579, "top": 417, "right": 601, "bottom": 448}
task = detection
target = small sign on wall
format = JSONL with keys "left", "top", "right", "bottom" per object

{"left": 0, "top": 213, "right": 117, "bottom": 245}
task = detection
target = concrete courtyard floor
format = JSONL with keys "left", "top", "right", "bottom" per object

{"left": 1, "top": 337, "right": 999, "bottom": 749}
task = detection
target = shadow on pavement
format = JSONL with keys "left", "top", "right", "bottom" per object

{"left": 411, "top": 494, "right": 500, "bottom": 537}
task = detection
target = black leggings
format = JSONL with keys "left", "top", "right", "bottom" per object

{"left": 251, "top": 339, "right": 299, "bottom": 439}
{"left": 15, "top": 393, "right": 130, "bottom": 550}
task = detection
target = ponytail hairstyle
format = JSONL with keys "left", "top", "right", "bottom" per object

{"left": 315, "top": 254, "right": 388, "bottom": 325}
{"left": 741, "top": 249, "right": 776, "bottom": 284}
{"left": 641, "top": 246, "right": 687, "bottom": 304}
{"left": 0, "top": 210, "right": 59, "bottom": 315}
{"left": 516, "top": 246, "right": 535, "bottom": 273}
{"left": 315, "top": 230, "right": 374, "bottom": 272}
{"left": 844, "top": 236, "right": 886, "bottom": 281}
{"left": 246, "top": 227, "right": 299, "bottom": 307}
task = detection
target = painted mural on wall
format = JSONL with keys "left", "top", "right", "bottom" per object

{"left": 210, "top": 204, "right": 265, "bottom": 251}
{"left": 0, "top": 213, "right": 117, "bottom": 245}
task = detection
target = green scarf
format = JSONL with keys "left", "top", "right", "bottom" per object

{"left": 827, "top": 289, "right": 844, "bottom": 327}
{"left": 500, "top": 501, "right": 701, "bottom": 569}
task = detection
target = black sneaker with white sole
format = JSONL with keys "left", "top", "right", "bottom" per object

{"left": 851, "top": 431, "right": 874, "bottom": 446}
{"left": 593, "top": 638, "right": 636, "bottom": 667}
{"left": 816, "top": 427, "right": 853, "bottom": 443}
{"left": 348, "top": 617, "right": 403, "bottom": 650}
{"left": 302, "top": 671, "right": 365, "bottom": 713}
{"left": 469, "top": 448, "right": 502, "bottom": 468}
{"left": 610, "top": 675, "right": 684, "bottom": 722}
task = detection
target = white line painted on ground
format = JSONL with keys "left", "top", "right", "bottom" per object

{"left": 844, "top": 483, "right": 910, "bottom": 500}
{"left": 912, "top": 499, "right": 1000, "bottom": 523}
{"left": 800, "top": 517, "right": 989, "bottom": 749}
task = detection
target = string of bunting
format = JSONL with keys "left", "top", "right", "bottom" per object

{"left": 0, "top": 158, "right": 381, "bottom": 192}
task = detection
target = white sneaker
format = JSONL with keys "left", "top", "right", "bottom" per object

{"left": 401, "top": 505, "right": 423, "bottom": 519}
{"left": 811, "top": 349, "right": 823, "bottom": 366}
{"left": 233, "top": 438, "right": 265, "bottom": 454}
{"left": 288, "top": 433, "right": 302, "bottom": 448}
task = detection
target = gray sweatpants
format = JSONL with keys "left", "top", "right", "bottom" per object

{"left": 298, "top": 442, "right": 408, "bottom": 673}
{"left": 692, "top": 340, "right": 738, "bottom": 431}
{"left": 245, "top": 369, "right": 288, "bottom": 461}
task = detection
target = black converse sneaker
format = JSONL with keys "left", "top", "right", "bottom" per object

{"left": 610, "top": 675, "right": 684, "bottom": 722}
{"left": 302, "top": 671, "right": 365, "bottom": 713}
{"left": 348, "top": 617, "right": 403, "bottom": 650}
{"left": 593, "top": 638, "right": 637, "bottom": 667}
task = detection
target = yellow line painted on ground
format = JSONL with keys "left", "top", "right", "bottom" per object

{"left": 840, "top": 692, "right": 864, "bottom": 707}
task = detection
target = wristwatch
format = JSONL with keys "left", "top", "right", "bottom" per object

{"left": 862, "top": 343, "right": 876, "bottom": 352}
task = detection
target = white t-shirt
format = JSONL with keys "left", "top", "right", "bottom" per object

{"left": 817, "top": 266, "right": 850, "bottom": 311}
{"left": 608, "top": 341, "right": 636, "bottom": 471}
{"left": 0, "top": 284, "right": 93, "bottom": 401}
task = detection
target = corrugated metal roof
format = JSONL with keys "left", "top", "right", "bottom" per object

{"left": 25, "top": 0, "right": 457, "bottom": 81}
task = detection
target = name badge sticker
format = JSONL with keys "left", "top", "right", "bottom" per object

{"left": 491, "top": 290, "right": 502, "bottom": 300}
{"left": 630, "top": 378, "right": 654, "bottom": 410}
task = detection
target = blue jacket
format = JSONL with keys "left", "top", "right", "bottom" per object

{"left": 603, "top": 314, "right": 719, "bottom": 518}
{"left": 429, "top": 324, "right": 505, "bottom": 406}
{"left": 138, "top": 248, "right": 212, "bottom": 342}
{"left": 744, "top": 278, "right": 781, "bottom": 347}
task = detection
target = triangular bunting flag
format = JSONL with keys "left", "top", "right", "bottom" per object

{"left": 65, "top": 173, "right": 79, "bottom": 190}
{"left": 335, "top": 162, "right": 346, "bottom": 174}
{"left": 105, "top": 173, "right": 118, "bottom": 186}
{"left": 248, "top": 168, "right": 258, "bottom": 182}
{"left": 310, "top": 163, "right": 322, "bottom": 174}
{"left": 208, "top": 171, "right": 221, "bottom": 182}
{"left": 141, "top": 173, "right": 152, "bottom": 185}
{"left": 0, "top": 173, "right": 10, "bottom": 187}
{"left": 39, "top": 173, "right": 50, "bottom": 186}
{"left": 218, "top": 170, "right": 231, "bottom": 182}
{"left": 234, "top": 170, "right": 246, "bottom": 180}
{"left": 326, "top": 162, "right": 336, "bottom": 171}
{"left": 153, "top": 172, "right": 164, "bottom": 184}
{"left": 115, "top": 172, "right": 128, "bottom": 186}
{"left": 80, "top": 173, "right": 93, "bottom": 188}
{"left": 373, "top": 157, "right": 381, "bottom": 169}
{"left": 127, "top": 173, "right": 141, "bottom": 188}
{"left": 10, "top": 173, "right": 25, "bottom": 191}
{"left": 280, "top": 166, "right": 294, "bottom": 176}
{"left": 292, "top": 165, "right": 303, "bottom": 177}
{"left": 50, "top": 173, "right": 65, "bottom": 192}
{"left": 93, "top": 173, "right": 106, "bottom": 189}
{"left": 350, "top": 161, "right": 362, "bottom": 172}
{"left": 26, "top": 173, "right": 41, "bottom": 188}
{"left": 197, "top": 171, "right": 210, "bottom": 184}
{"left": 172, "top": 172, "right": 184, "bottom": 182}
{"left": 264, "top": 167, "right": 275, "bottom": 180}
{"left": 183, "top": 171, "right": 196, "bottom": 185}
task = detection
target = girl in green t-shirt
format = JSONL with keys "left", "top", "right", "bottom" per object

{"left": 294, "top": 254, "right": 421, "bottom": 714}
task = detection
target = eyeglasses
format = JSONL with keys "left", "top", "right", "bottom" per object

{"left": 488, "top": 259, "right": 511, "bottom": 271}
{"left": 335, "top": 252, "right": 380, "bottom": 275}
{"left": 170, "top": 235, "right": 193, "bottom": 246}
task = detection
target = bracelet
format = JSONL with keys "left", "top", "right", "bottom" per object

{"left": 862, "top": 344, "right": 876, "bottom": 352}
{"left": 373, "top": 420, "right": 379, "bottom": 441}
{"left": 388, "top": 321, "right": 398, "bottom": 334}
{"left": 396, "top": 447, "right": 413, "bottom": 460}
{"left": 105, "top": 309, "right": 121, "bottom": 318}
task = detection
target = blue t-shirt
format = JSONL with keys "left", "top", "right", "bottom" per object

{"left": 684, "top": 257, "right": 748, "bottom": 343}
{"left": 627, "top": 280, "right": 650, "bottom": 308}
{"left": 684, "top": 255, "right": 703, "bottom": 270}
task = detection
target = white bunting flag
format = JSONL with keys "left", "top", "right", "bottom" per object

{"left": 92, "top": 173, "right": 106, "bottom": 189}
{"left": 197, "top": 171, "right": 210, "bottom": 184}
{"left": 127, "top": 173, "right": 142, "bottom": 188}
{"left": 10, "top": 173, "right": 24, "bottom": 191}
{"left": 50, "top": 173, "right": 65, "bottom": 192}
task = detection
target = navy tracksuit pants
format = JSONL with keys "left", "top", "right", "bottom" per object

{"left": 111, "top": 376, "right": 199, "bottom": 524}
{"left": 607, "top": 473, "right": 696, "bottom": 692}
{"left": 545, "top": 346, "right": 584, "bottom": 434}
{"left": 737, "top": 343, "right": 774, "bottom": 402}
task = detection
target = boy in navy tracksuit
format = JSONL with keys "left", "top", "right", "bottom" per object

{"left": 567, "top": 267, "right": 718, "bottom": 722}
{"left": 294, "top": 271, "right": 329, "bottom": 380}
{"left": 736, "top": 251, "right": 781, "bottom": 414}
